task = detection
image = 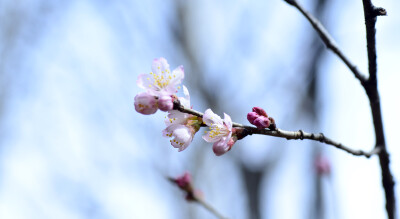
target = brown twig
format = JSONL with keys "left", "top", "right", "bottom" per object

{"left": 173, "top": 100, "right": 380, "bottom": 158}
{"left": 283, "top": 0, "right": 395, "bottom": 218}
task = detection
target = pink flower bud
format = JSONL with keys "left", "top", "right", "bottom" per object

{"left": 134, "top": 92, "right": 158, "bottom": 115}
{"left": 253, "top": 116, "right": 270, "bottom": 129}
{"left": 171, "top": 171, "right": 200, "bottom": 201}
{"left": 252, "top": 107, "right": 268, "bottom": 117}
{"left": 175, "top": 172, "right": 192, "bottom": 189}
{"left": 158, "top": 95, "right": 174, "bottom": 112}
{"left": 247, "top": 112, "right": 259, "bottom": 124}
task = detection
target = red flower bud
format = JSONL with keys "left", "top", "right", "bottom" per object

{"left": 253, "top": 116, "right": 270, "bottom": 129}
{"left": 252, "top": 107, "right": 268, "bottom": 117}
{"left": 247, "top": 112, "right": 259, "bottom": 124}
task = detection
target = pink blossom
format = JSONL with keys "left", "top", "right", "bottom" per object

{"left": 134, "top": 92, "right": 158, "bottom": 115}
{"left": 202, "top": 109, "right": 234, "bottom": 156}
{"left": 134, "top": 58, "right": 184, "bottom": 114}
{"left": 163, "top": 86, "right": 201, "bottom": 151}
{"left": 137, "top": 57, "right": 184, "bottom": 97}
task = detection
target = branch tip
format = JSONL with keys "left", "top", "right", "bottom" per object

{"left": 374, "top": 7, "right": 387, "bottom": 16}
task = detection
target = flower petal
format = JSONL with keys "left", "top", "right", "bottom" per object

{"left": 164, "top": 110, "right": 188, "bottom": 126}
{"left": 223, "top": 113, "right": 232, "bottom": 131}
{"left": 137, "top": 74, "right": 154, "bottom": 90}
{"left": 202, "top": 109, "right": 223, "bottom": 127}
{"left": 202, "top": 132, "right": 221, "bottom": 143}
{"left": 212, "top": 138, "right": 230, "bottom": 156}
{"left": 164, "top": 65, "right": 184, "bottom": 94}
{"left": 168, "top": 125, "right": 193, "bottom": 151}
{"left": 151, "top": 57, "right": 170, "bottom": 76}
{"left": 179, "top": 85, "right": 191, "bottom": 108}
{"left": 163, "top": 124, "right": 179, "bottom": 136}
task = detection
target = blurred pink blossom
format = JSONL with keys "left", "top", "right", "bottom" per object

{"left": 315, "top": 154, "right": 331, "bottom": 175}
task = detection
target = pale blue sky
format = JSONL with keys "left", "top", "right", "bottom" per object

{"left": 0, "top": 0, "right": 399, "bottom": 218}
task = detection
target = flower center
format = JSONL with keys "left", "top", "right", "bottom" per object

{"left": 207, "top": 124, "right": 229, "bottom": 139}
{"left": 147, "top": 67, "right": 176, "bottom": 90}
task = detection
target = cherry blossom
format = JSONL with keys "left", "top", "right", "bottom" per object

{"left": 163, "top": 86, "right": 202, "bottom": 151}
{"left": 134, "top": 57, "right": 184, "bottom": 114}
{"left": 202, "top": 109, "right": 235, "bottom": 156}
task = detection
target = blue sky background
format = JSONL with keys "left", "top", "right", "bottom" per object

{"left": 0, "top": 0, "right": 399, "bottom": 218}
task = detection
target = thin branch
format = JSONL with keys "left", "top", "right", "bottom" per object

{"left": 173, "top": 100, "right": 380, "bottom": 158}
{"left": 283, "top": 0, "right": 368, "bottom": 83}
{"left": 361, "top": 1, "right": 395, "bottom": 218}
{"left": 362, "top": 1, "right": 387, "bottom": 85}
{"left": 195, "top": 196, "right": 228, "bottom": 219}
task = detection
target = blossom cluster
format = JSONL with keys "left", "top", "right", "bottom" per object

{"left": 133, "top": 57, "right": 237, "bottom": 155}
{"left": 134, "top": 58, "right": 270, "bottom": 156}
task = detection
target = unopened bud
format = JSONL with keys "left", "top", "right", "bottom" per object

{"left": 175, "top": 172, "right": 192, "bottom": 190}
{"left": 158, "top": 95, "right": 174, "bottom": 112}
{"left": 252, "top": 107, "right": 268, "bottom": 117}
{"left": 247, "top": 112, "right": 259, "bottom": 124}
{"left": 134, "top": 92, "right": 158, "bottom": 115}
{"left": 253, "top": 116, "right": 270, "bottom": 129}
